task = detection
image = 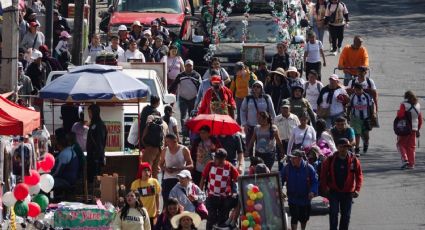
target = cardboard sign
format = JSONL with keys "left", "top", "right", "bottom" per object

{"left": 54, "top": 208, "right": 115, "bottom": 229}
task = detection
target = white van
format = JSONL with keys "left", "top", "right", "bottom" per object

{"left": 42, "top": 63, "right": 176, "bottom": 149}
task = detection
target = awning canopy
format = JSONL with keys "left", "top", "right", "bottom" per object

{"left": 0, "top": 96, "right": 40, "bottom": 135}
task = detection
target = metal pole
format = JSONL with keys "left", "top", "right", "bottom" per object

{"left": 72, "top": 0, "right": 84, "bottom": 65}
{"left": 45, "top": 0, "right": 54, "bottom": 49}
{"left": 89, "top": 0, "right": 97, "bottom": 38}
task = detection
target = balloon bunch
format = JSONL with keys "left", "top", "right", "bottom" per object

{"left": 3, "top": 153, "right": 55, "bottom": 219}
{"left": 241, "top": 184, "right": 264, "bottom": 230}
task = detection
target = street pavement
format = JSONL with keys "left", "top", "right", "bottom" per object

{"left": 94, "top": 1, "right": 425, "bottom": 229}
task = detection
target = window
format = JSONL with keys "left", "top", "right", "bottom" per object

{"left": 118, "top": 0, "right": 182, "bottom": 14}
{"left": 221, "top": 20, "right": 278, "bottom": 43}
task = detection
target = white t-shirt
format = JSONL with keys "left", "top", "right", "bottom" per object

{"left": 287, "top": 125, "right": 316, "bottom": 155}
{"left": 304, "top": 81, "right": 324, "bottom": 110}
{"left": 124, "top": 49, "right": 145, "bottom": 62}
{"left": 105, "top": 45, "right": 126, "bottom": 62}
{"left": 347, "top": 77, "right": 377, "bottom": 90}
{"left": 319, "top": 88, "right": 347, "bottom": 116}
{"left": 305, "top": 40, "right": 323, "bottom": 63}
{"left": 167, "top": 117, "right": 178, "bottom": 135}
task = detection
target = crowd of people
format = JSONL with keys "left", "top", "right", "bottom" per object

{"left": 10, "top": 1, "right": 423, "bottom": 230}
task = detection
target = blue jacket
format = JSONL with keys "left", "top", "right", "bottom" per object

{"left": 281, "top": 160, "right": 319, "bottom": 205}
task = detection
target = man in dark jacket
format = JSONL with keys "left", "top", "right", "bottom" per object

{"left": 320, "top": 138, "right": 363, "bottom": 230}
{"left": 281, "top": 149, "right": 318, "bottom": 230}
{"left": 139, "top": 95, "right": 161, "bottom": 141}
{"left": 271, "top": 42, "right": 290, "bottom": 71}
{"left": 86, "top": 104, "right": 108, "bottom": 183}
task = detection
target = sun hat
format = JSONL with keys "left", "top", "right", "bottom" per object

{"left": 288, "top": 149, "right": 305, "bottom": 158}
{"left": 171, "top": 211, "right": 202, "bottom": 229}
{"left": 131, "top": 21, "right": 142, "bottom": 28}
{"left": 176, "top": 170, "right": 192, "bottom": 179}
{"left": 271, "top": 67, "right": 286, "bottom": 77}
{"left": 143, "top": 30, "right": 152, "bottom": 36}
{"left": 118, "top": 25, "right": 127, "bottom": 31}
{"left": 60, "top": 31, "right": 71, "bottom": 38}
{"left": 286, "top": 66, "right": 300, "bottom": 77}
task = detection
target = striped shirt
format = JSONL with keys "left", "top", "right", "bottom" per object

{"left": 350, "top": 93, "right": 374, "bottom": 119}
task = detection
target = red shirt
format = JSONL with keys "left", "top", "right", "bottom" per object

{"left": 198, "top": 86, "right": 236, "bottom": 115}
{"left": 202, "top": 161, "right": 239, "bottom": 197}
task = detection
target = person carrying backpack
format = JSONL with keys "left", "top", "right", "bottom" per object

{"left": 347, "top": 83, "right": 376, "bottom": 156}
{"left": 396, "top": 91, "right": 422, "bottom": 169}
{"left": 320, "top": 138, "right": 363, "bottom": 230}
{"left": 346, "top": 66, "right": 378, "bottom": 112}
{"left": 324, "top": 0, "right": 349, "bottom": 56}
{"left": 142, "top": 115, "right": 168, "bottom": 179}
{"left": 281, "top": 149, "right": 318, "bottom": 230}
{"left": 287, "top": 81, "right": 316, "bottom": 124}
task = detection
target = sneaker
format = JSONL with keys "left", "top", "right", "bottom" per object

{"left": 401, "top": 161, "right": 409, "bottom": 169}
{"left": 363, "top": 143, "right": 369, "bottom": 153}
{"left": 337, "top": 48, "right": 341, "bottom": 53}
{"left": 330, "top": 51, "right": 337, "bottom": 56}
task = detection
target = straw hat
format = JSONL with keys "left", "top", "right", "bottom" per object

{"left": 171, "top": 211, "right": 202, "bottom": 228}
{"left": 286, "top": 66, "right": 300, "bottom": 77}
{"left": 270, "top": 67, "right": 286, "bottom": 77}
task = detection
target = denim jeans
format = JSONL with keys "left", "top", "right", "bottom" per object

{"left": 329, "top": 191, "right": 353, "bottom": 230}
{"left": 235, "top": 97, "right": 244, "bottom": 125}
{"left": 179, "top": 97, "right": 196, "bottom": 133}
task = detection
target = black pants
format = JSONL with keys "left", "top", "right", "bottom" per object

{"left": 328, "top": 25, "right": 345, "bottom": 51}
{"left": 161, "top": 178, "right": 179, "bottom": 203}
{"left": 305, "top": 61, "right": 322, "bottom": 81}
{"left": 206, "top": 196, "right": 237, "bottom": 229}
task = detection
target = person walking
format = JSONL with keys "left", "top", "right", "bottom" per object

{"left": 304, "top": 70, "right": 324, "bottom": 112}
{"left": 325, "top": 0, "right": 349, "bottom": 56}
{"left": 202, "top": 57, "right": 231, "bottom": 85}
{"left": 139, "top": 95, "right": 161, "bottom": 140}
{"left": 330, "top": 117, "right": 356, "bottom": 147}
{"left": 17, "top": 62, "right": 33, "bottom": 99}
{"left": 396, "top": 91, "right": 422, "bottom": 169}
{"left": 347, "top": 83, "right": 376, "bottom": 156}
{"left": 240, "top": 81, "right": 276, "bottom": 156}
{"left": 230, "top": 62, "right": 257, "bottom": 124}
{"left": 82, "top": 33, "right": 105, "bottom": 64}
{"left": 154, "top": 197, "right": 183, "bottom": 230}
{"left": 20, "top": 21, "right": 45, "bottom": 51}
{"left": 304, "top": 32, "right": 326, "bottom": 80}
{"left": 313, "top": 0, "right": 328, "bottom": 43}
{"left": 26, "top": 50, "right": 47, "bottom": 92}
{"left": 315, "top": 119, "right": 337, "bottom": 155}
{"left": 199, "top": 149, "right": 239, "bottom": 230}
{"left": 320, "top": 138, "right": 363, "bottom": 230}
{"left": 163, "top": 106, "right": 179, "bottom": 142}
{"left": 287, "top": 111, "right": 317, "bottom": 155}
{"left": 271, "top": 42, "right": 290, "bottom": 71}
{"left": 125, "top": 39, "right": 146, "bottom": 62}
{"left": 281, "top": 149, "right": 318, "bottom": 230}
{"left": 264, "top": 67, "right": 292, "bottom": 110}
{"left": 161, "top": 45, "right": 185, "bottom": 88}
{"left": 159, "top": 134, "right": 193, "bottom": 201}
{"left": 338, "top": 36, "right": 369, "bottom": 85}
{"left": 217, "top": 133, "right": 245, "bottom": 174}
{"left": 317, "top": 74, "right": 349, "bottom": 127}
{"left": 286, "top": 81, "right": 316, "bottom": 123}
{"left": 169, "top": 170, "right": 206, "bottom": 213}
{"left": 346, "top": 66, "right": 378, "bottom": 111}
{"left": 131, "top": 162, "right": 161, "bottom": 227}
{"left": 247, "top": 111, "right": 284, "bottom": 170}
{"left": 170, "top": 211, "right": 202, "bottom": 230}
{"left": 197, "top": 76, "right": 236, "bottom": 117}
{"left": 86, "top": 104, "right": 107, "bottom": 183}
{"left": 105, "top": 35, "right": 126, "bottom": 62}
{"left": 140, "top": 37, "right": 155, "bottom": 62}
{"left": 113, "top": 191, "right": 151, "bottom": 230}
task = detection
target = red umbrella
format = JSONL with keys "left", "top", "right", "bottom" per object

{"left": 186, "top": 114, "right": 241, "bottom": 136}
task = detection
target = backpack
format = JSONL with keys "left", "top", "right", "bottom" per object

{"left": 393, "top": 104, "right": 418, "bottom": 136}
{"left": 350, "top": 78, "right": 372, "bottom": 90}
{"left": 246, "top": 94, "right": 271, "bottom": 114}
{"left": 143, "top": 117, "right": 164, "bottom": 147}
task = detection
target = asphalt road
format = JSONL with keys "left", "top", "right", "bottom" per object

{"left": 308, "top": 0, "right": 425, "bottom": 229}
{"left": 95, "top": 1, "right": 425, "bottom": 229}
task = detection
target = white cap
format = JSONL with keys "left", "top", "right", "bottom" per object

{"left": 31, "top": 50, "right": 43, "bottom": 59}
{"left": 143, "top": 30, "right": 152, "bottom": 36}
{"left": 185, "top": 59, "right": 194, "bottom": 66}
{"left": 118, "top": 25, "right": 127, "bottom": 31}
{"left": 176, "top": 169, "right": 192, "bottom": 179}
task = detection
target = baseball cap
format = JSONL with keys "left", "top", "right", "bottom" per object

{"left": 235, "top": 61, "right": 245, "bottom": 70}
{"left": 31, "top": 50, "right": 43, "bottom": 59}
{"left": 132, "top": 21, "right": 142, "bottom": 27}
{"left": 185, "top": 59, "right": 194, "bottom": 66}
{"left": 60, "top": 31, "right": 72, "bottom": 38}
{"left": 288, "top": 149, "right": 305, "bottom": 158}
{"left": 329, "top": 74, "right": 339, "bottom": 81}
{"left": 280, "top": 99, "right": 290, "bottom": 108}
{"left": 176, "top": 170, "right": 192, "bottom": 179}
{"left": 29, "top": 21, "right": 39, "bottom": 27}
{"left": 336, "top": 138, "right": 351, "bottom": 147}
{"left": 143, "top": 30, "right": 152, "bottom": 36}
{"left": 18, "top": 62, "right": 23, "bottom": 68}
{"left": 118, "top": 25, "right": 127, "bottom": 31}
{"left": 210, "top": 75, "right": 222, "bottom": 84}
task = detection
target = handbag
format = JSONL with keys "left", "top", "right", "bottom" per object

{"left": 292, "top": 128, "right": 308, "bottom": 150}
{"left": 181, "top": 185, "right": 208, "bottom": 219}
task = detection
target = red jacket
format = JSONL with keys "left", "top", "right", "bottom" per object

{"left": 320, "top": 153, "right": 363, "bottom": 193}
{"left": 198, "top": 86, "right": 236, "bottom": 115}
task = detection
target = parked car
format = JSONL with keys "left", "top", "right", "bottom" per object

{"left": 108, "top": 0, "right": 192, "bottom": 35}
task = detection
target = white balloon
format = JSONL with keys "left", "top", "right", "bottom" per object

{"left": 40, "top": 174, "right": 54, "bottom": 193}
{"left": 2, "top": 191, "right": 17, "bottom": 207}
{"left": 29, "top": 183, "right": 41, "bottom": 195}
{"left": 24, "top": 195, "right": 31, "bottom": 204}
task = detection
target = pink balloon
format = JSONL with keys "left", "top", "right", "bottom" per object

{"left": 254, "top": 203, "right": 263, "bottom": 211}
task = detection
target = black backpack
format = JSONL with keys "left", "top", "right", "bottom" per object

{"left": 143, "top": 117, "right": 164, "bottom": 147}
{"left": 393, "top": 104, "right": 418, "bottom": 136}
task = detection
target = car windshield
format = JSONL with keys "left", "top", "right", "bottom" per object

{"left": 118, "top": 0, "right": 182, "bottom": 13}
{"left": 138, "top": 78, "right": 158, "bottom": 101}
{"left": 220, "top": 20, "right": 278, "bottom": 43}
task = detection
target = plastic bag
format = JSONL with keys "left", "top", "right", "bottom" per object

{"left": 127, "top": 119, "right": 139, "bottom": 145}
